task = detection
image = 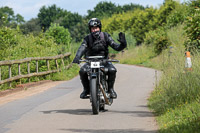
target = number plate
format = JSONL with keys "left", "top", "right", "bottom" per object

{"left": 91, "top": 62, "right": 100, "bottom": 68}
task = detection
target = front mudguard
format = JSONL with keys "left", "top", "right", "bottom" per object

{"left": 90, "top": 73, "right": 97, "bottom": 79}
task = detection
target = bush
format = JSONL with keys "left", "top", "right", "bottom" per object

{"left": 144, "top": 27, "right": 169, "bottom": 54}
{"left": 0, "top": 27, "right": 20, "bottom": 59}
{"left": 45, "top": 23, "right": 72, "bottom": 47}
{"left": 166, "top": 3, "right": 189, "bottom": 28}
{"left": 185, "top": 0, "right": 200, "bottom": 49}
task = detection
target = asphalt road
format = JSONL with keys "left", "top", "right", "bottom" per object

{"left": 0, "top": 64, "right": 158, "bottom": 133}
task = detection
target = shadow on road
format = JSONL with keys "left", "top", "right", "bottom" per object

{"left": 59, "top": 128, "right": 157, "bottom": 133}
{"left": 41, "top": 109, "right": 92, "bottom": 115}
{"left": 41, "top": 108, "right": 153, "bottom": 117}
{"left": 109, "top": 110, "right": 154, "bottom": 117}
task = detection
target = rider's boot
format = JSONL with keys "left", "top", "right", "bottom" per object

{"left": 79, "top": 67, "right": 90, "bottom": 99}
{"left": 108, "top": 80, "right": 117, "bottom": 99}
{"left": 80, "top": 80, "right": 90, "bottom": 99}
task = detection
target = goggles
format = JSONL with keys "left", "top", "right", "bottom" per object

{"left": 89, "top": 21, "right": 98, "bottom": 27}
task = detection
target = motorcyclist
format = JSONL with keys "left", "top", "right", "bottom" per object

{"left": 72, "top": 18, "right": 127, "bottom": 99}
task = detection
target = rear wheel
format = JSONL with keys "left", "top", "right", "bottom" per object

{"left": 90, "top": 78, "right": 99, "bottom": 115}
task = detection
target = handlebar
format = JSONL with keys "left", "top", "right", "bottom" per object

{"left": 79, "top": 59, "right": 119, "bottom": 63}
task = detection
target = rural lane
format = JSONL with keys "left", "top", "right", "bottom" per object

{"left": 0, "top": 64, "right": 159, "bottom": 133}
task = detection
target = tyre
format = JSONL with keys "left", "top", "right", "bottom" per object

{"left": 90, "top": 78, "right": 99, "bottom": 115}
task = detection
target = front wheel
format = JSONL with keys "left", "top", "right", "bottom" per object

{"left": 90, "top": 78, "right": 99, "bottom": 115}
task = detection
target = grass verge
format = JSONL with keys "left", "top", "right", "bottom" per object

{"left": 116, "top": 24, "right": 200, "bottom": 132}
{"left": 51, "top": 64, "right": 79, "bottom": 81}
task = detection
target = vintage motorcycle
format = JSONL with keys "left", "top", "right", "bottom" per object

{"left": 80, "top": 56, "right": 119, "bottom": 115}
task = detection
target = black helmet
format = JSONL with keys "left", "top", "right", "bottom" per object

{"left": 88, "top": 18, "right": 102, "bottom": 32}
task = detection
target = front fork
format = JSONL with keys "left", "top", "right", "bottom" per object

{"left": 89, "top": 68, "right": 99, "bottom": 102}
{"left": 89, "top": 68, "right": 111, "bottom": 105}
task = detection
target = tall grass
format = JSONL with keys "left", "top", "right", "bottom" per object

{"left": 117, "top": 24, "right": 200, "bottom": 132}
{"left": 148, "top": 49, "right": 200, "bottom": 132}
{"left": 116, "top": 44, "right": 156, "bottom": 65}
{"left": 148, "top": 25, "right": 200, "bottom": 132}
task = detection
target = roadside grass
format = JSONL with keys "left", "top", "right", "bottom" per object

{"left": 45, "top": 42, "right": 80, "bottom": 81}
{"left": 148, "top": 49, "right": 200, "bottom": 132}
{"left": 0, "top": 39, "right": 80, "bottom": 91}
{"left": 51, "top": 64, "right": 79, "bottom": 81}
{"left": 117, "top": 24, "right": 200, "bottom": 132}
{"left": 116, "top": 44, "right": 156, "bottom": 66}
{"left": 148, "top": 25, "right": 200, "bottom": 132}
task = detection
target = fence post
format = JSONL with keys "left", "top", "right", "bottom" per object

{"left": 9, "top": 65, "right": 12, "bottom": 87}
{"left": 36, "top": 60, "right": 39, "bottom": 73}
{"left": 27, "top": 62, "right": 30, "bottom": 82}
{"left": 61, "top": 58, "right": 64, "bottom": 67}
{"left": 0, "top": 66, "right": 1, "bottom": 81}
{"left": 47, "top": 60, "right": 50, "bottom": 79}
{"left": 0, "top": 52, "right": 71, "bottom": 86}
{"left": 18, "top": 64, "right": 21, "bottom": 84}
{"left": 47, "top": 60, "right": 50, "bottom": 71}
{"left": 55, "top": 59, "right": 59, "bottom": 69}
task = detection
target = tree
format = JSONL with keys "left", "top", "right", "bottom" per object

{"left": 0, "top": 6, "right": 25, "bottom": 27}
{"left": 0, "top": 6, "right": 14, "bottom": 22}
{"left": 185, "top": 0, "right": 200, "bottom": 48}
{"left": 156, "top": 0, "right": 178, "bottom": 26}
{"left": 38, "top": 4, "right": 83, "bottom": 34}
{"left": 20, "top": 18, "right": 41, "bottom": 35}
{"left": 86, "top": 1, "right": 145, "bottom": 20}
{"left": 120, "top": 3, "right": 145, "bottom": 12}
{"left": 15, "top": 14, "right": 25, "bottom": 24}
{"left": 59, "top": 12, "right": 83, "bottom": 30}
{"left": 87, "top": 1, "right": 118, "bottom": 19}
{"left": 38, "top": 4, "right": 65, "bottom": 31}
{"left": 70, "top": 19, "right": 89, "bottom": 42}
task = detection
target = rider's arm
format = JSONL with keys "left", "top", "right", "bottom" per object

{"left": 72, "top": 39, "right": 88, "bottom": 63}
{"left": 105, "top": 32, "right": 127, "bottom": 51}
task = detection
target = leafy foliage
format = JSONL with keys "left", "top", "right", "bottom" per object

{"left": 87, "top": 1, "right": 119, "bottom": 19}
{"left": 0, "top": 6, "right": 25, "bottom": 27}
{"left": 45, "top": 23, "right": 72, "bottom": 47}
{"left": 144, "top": 27, "right": 169, "bottom": 54}
{"left": 59, "top": 12, "right": 82, "bottom": 30}
{"left": 87, "top": 1, "right": 144, "bottom": 20}
{"left": 166, "top": 3, "right": 189, "bottom": 28}
{"left": 0, "top": 27, "right": 20, "bottom": 59}
{"left": 38, "top": 4, "right": 65, "bottom": 31}
{"left": 20, "top": 18, "right": 41, "bottom": 35}
{"left": 156, "top": 0, "right": 178, "bottom": 26}
{"left": 38, "top": 4, "right": 83, "bottom": 32}
{"left": 102, "top": 8, "right": 157, "bottom": 45}
{"left": 69, "top": 20, "right": 89, "bottom": 42}
{"left": 185, "top": 0, "right": 200, "bottom": 49}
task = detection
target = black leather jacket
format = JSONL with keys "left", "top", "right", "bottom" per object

{"left": 73, "top": 32, "right": 126, "bottom": 61}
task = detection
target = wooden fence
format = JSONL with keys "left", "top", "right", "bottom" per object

{"left": 0, "top": 52, "right": 71, "bottom": 86}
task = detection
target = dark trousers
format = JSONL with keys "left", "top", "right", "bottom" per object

{"left": 79, "top": 62, "right": 117, "bottom": 90}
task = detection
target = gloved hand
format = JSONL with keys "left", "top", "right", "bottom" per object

{"left": 72, "top": 57, "right": 80, "bottom": 64}
{"left": 118, "top": 32, "right": 127, "bottom": 48}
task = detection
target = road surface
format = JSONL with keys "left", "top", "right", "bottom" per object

{"left": 0, "top": 64, "right": 158, "bottom": 133}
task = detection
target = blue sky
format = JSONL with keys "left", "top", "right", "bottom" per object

{"left": 0, "top": 0, "right": 189, "bottom": 21}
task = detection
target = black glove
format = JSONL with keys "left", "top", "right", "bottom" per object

{"left": 72, "top": 57, "right": 80, "bottom": 64}
{"left": 118, "top": 32, "right": 127, "bottom": 48}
